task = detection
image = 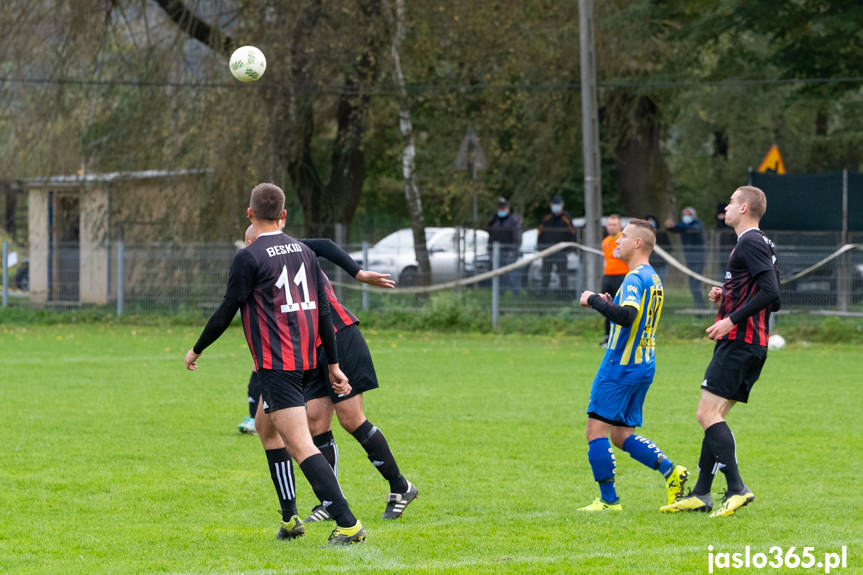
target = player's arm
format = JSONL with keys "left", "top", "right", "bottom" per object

{"left": 727, "top": 269, "right": 780, "bottom": 324}
{"left": 300, "top": 237, "right": 395, "bottom": 288}
{"left": 185, "top": 250, "right": 255, "bottom": 370}
{"left": 314, "top": 264, "right": 338, "bottom": 366}
{"left": 586, "top": 293, "right": 638, "bottom": 327}
{"left": 706, "top": 240, "right": 781, "bottom": 339}
{"left": 314, "top": 263, "right": 351, "bottom": 395}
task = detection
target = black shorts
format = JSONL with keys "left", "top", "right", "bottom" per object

{"left": 304, "top": 324, "right": 379, "bottom": 404}
{"left": 247, "top": 370, "right": 262, "bottom": 400}
{"left": 601, "top": 273, "right": 627, "bottom": 297}
{"left": 257, "top": 369, "right": 311, "bottom": 412}
{"left": 702, "top": 340, "right": 767, "bottom": 403}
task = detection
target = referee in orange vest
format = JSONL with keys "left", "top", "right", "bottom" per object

{"left": 599, "top": 214, "right": 629, "bottom": 346}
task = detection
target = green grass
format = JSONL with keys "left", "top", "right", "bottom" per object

{"left": 1, "top": 324, "right": 860, "bottom": 574}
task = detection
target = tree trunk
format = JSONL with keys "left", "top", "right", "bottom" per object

{"left": 387, "top": 0, "right": 431, "bottom": 287}
{"left": 607, "top": 92, "right": 674, "bottom": 219}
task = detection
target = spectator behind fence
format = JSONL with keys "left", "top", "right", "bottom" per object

{"left": 600, "top": 214, "right": 629, "bottom": 346}
{"left": 538, "top": 196, "right": 577, "bottom": 296}
{"left": 665, "top": 207, "right": 706, "bottom": 308}
{"left": 645, "top": 214, "right": 671, "bottom": 283}
{"left": 487, "top": 197, "right": 523, "bottom": 298}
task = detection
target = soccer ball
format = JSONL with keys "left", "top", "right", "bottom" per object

{"left": 229, "top": 45, "right": 266, "bottom": 82}
{"left": 767, "top": 334, "right": 786, "bottom": 350}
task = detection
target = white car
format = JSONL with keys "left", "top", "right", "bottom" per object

{"left": 351, "top": 227, "right": 489, "bottom": 286}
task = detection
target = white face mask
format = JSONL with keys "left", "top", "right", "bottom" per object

{"left": 551, "top": 204, "right": 562, "bottom": 214}
{"left": 682, "top": 215, "right": 694, "bottom": 225}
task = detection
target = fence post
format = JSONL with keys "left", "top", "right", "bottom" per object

{"left": 2, "top": 240, "right": 8, "bottom": 308}
{"left": 838, "top": 169, "right": 850, "bottom": 311}
{"left": 116, "top": 241, "right": 124, "bottom": 316}
{"left": 491, "top": 241, "right": 500, "bottom": 328}
{"left": 361, "top": 241, "right": 370, "bottom": 312}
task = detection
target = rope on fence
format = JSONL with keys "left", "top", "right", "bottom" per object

{"left": 331, "top": 242, "right": 863, "bottom": 293}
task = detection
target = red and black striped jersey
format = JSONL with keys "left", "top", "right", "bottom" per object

{"left": 717, "top": 229, "right": 779, "bottom": 347}
{"left": 320, "top": 272, "right": 359, "bottom": 333}
{"left": 238, "top": 231, "right": 331, "bottom": 371}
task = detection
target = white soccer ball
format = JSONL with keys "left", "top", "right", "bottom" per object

{"left": 767, "top": 334, "right": 786, "bottom": 350}
{"left": 229, "top": 45, "right": 266, "bottom": 83}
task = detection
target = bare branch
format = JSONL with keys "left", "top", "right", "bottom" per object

{"left": 152, "top": 0, "right": 234, "bottom": 55}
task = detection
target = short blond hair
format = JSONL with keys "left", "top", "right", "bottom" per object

{"left": 625, "top": 218, "right": 655, "bottom": 252}
{"left": 735, "top": 186, "right": 767, "bottom": 220}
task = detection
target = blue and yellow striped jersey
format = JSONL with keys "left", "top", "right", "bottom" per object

{"left": 603, "top": 264, "right": 663, "bottom": 375}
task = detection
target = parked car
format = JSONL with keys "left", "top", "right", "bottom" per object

{"left": 471, "top": 227, "right": 581, "bottom": 294}
{"left": 774, "top": 241, "right": 863, "bottom": 306}
{"left": 350, "top": 227, "right": 488, "bottom": 286}
{"left": 521, "top": 228, "right": 581, "bottom": 296}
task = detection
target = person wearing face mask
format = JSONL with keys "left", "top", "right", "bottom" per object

{"left": 487, "top": 197, "right": 523, "bottom": 298}
{"left": 537, "top": 196, "right": 577, "bottom": 297}
{"left": 665, "top": 207, "right": 707, "bottom": 308}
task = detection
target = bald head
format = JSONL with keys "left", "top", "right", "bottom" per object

{"left": 244, "top": 224, "right": 258, "bottom": 246}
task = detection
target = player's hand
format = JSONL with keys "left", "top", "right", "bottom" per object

{"left": 599, "top": 292, "right": 612, "bottom": 302}
{"left": 355, "top": 269, "right": 396, "bottom": 289}
{"left": 706, "top": 317, "right": 734, "bottom": 340}
{"left": 328, "top": 364, "right": 352, "bottom": 396}
{"left": 185, "top": 349, "right": 201, "bottom": 371}
{"left": 579, "top": 290, "right": 595, "bottom": 307}
{"left": 708, "top": 286, "right": 722, "bottom": 304}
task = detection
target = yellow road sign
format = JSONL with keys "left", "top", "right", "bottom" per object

{"left": 757, "top": 145, "right": 786, "bottom": 174}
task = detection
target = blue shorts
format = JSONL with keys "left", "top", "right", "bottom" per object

{"left": 586, "top": 371, "right": 653, "bottom": 428}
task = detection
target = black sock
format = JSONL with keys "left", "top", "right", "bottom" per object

{"left": 299, "top": 453, "right": 356, "bottom": 528}
{"left": 351, "top": 420, "right": 408, "bottom": 493}
{"left": 313, "top": 430, "right": 339, "bottom": 476}
{"left": 705, "top": 421, "right": 744, "bottom": 493}
{"left": 265, "top": 448, "right": 297, "bottom": 521}
{"left": 693, "top": 434, "right": 717, "bottom": 496}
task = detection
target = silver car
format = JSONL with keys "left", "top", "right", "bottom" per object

{"left": 351, "top": 227, "right": 489, "bottom": 286}
{"left": 522, "top": 228, "right": 581, "bottom": 295}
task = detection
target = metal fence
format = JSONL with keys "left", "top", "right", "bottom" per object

{"left": 3, "top": 235, "right": 863, "bottom": 319}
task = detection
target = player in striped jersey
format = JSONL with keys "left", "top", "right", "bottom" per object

{"left": 661, "top": 186, "right": 780, "bottom": 518}
{"left": 184, "top": 183, "right": 365, "bottom": 545}
{"left": 577, "top": 219, "right": 688, "bottom": 512}
{"left": 243, "top": 224, "right": 418, "bottom": 530}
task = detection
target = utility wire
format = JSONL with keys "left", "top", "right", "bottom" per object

{"left": 2, "top": 75, "right": 863, "bottom": 95}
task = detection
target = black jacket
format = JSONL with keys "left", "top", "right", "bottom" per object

{"left": 538, "top": 211, "right": 577, "bottom": 249}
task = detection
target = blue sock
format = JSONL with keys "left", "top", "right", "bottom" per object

{"left": 587, "top": 438, "right": 618, "bottom": 502}
{"left": 622, "top": 434, "right": 674, "bottom": 477}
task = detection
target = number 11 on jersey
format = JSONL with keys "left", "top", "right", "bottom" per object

{"left": 276, "top": 263, "right": 317, "bottom": 313}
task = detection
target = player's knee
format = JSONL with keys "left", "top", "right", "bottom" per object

{"left": 306, "top": 414, "right": 331, "bottom": 436}
{"left": 336, "top": 409, "right": 366, "bottom": 434}
{"left": 609, "top": 430, "right": 628, "bottom": 449}
{"left": 696, "top": 405, "right": 720, "bottom": 428}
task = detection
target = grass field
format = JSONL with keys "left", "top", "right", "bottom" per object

{"left": 1, "top": 323, "right": 860, "bottom": 574}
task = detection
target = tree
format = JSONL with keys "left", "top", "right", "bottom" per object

{"left": 384, "top": 0, "right": 430, "bottom": 286}
{"left": 152, "top": 0, "right": 388, "bottom": 237}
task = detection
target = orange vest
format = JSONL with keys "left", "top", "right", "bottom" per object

{"left": 602, "top": 234, "right": 629, "bottom": 276}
